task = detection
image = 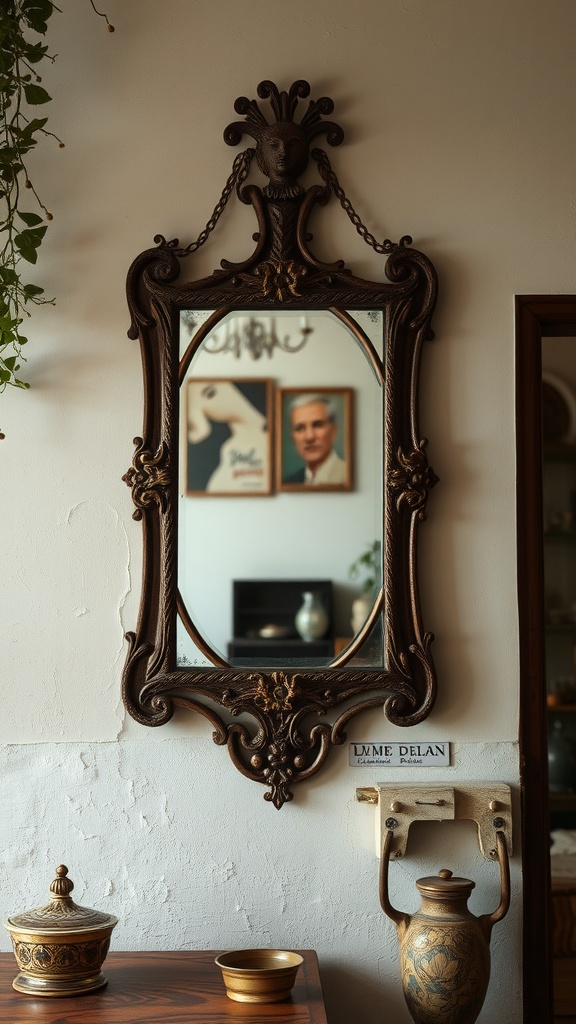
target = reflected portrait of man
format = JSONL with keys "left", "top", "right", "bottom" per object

{"left": 280, "top": 390, "right": 352, "bottom": 489}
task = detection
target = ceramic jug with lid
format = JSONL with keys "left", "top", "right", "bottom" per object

{"left": 379, "top": 830, "right": 510, "bottom": 1024}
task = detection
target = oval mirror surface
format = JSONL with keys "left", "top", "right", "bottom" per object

{"left": 177, "top": 309, "right": 383, "bottom": 670}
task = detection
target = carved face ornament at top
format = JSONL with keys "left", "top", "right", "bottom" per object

{"left": 256, "top": 124, "right": 309, "bottom": 188}
{"left": 223, "top": 79, "right": 344, "bottom": 197}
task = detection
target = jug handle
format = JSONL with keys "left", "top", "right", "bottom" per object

{"left": 379, "top": 829, "right": 410, "bottom": 936}
{"left": 479, "top": 831, "right": 510, "bottom": 939}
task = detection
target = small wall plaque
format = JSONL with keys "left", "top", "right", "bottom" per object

{"left": 349, "top": 741, "right": 450, "bottom": 767}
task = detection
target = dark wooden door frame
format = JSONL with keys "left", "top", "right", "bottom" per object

{"left": 516, "top": 295, "right": 576, "bottom": 1024}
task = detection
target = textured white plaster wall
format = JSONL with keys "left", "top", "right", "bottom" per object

{"left": 2, "top": 1, "right": 576, "bottom": 1020}
{"left": 1, "top": 740, "right": 519, "bottom": 1024}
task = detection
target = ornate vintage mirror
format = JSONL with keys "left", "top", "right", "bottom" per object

{"left": 123, "top": 80, "right": 438, "bottom": 807}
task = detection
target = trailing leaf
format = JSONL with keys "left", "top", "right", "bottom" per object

{"left": 0, "top": 0, "right": 57, "bottom": 391}
{"left": 23, "top": 82, "right": 51, "bottom": 105}
{"left": 17, "top": 211, "right": 44, "bottom": 226}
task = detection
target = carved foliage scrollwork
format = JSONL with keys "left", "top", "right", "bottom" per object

{"left": 255, "top": 259, "right": 308, "bottom": 301}
{"left": 224, "top": 675, "right": 332, "bottom": 809}
{"left": 122, "top": 438, "right": 171, "bottom": 521}
{"left": 389, "top": 441, "right": 439, "bottom": 519}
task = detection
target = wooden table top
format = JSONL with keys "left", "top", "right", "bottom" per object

{"left": 0, "top": 950, "right": 328, "bottom": 1023}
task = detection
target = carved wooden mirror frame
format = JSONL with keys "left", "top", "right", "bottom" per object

{"left": 123, "top": 80, "right": 439, "bottom": 807}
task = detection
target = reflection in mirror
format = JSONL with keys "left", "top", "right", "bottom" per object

{"left": 177, "top": 309, "right": 383, "bottom": 670}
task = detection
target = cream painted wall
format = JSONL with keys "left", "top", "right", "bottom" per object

{"left": 2, "top": 1, "right": 576, "bottom": 1020}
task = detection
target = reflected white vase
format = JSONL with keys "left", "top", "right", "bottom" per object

{"left": 295, "top": 591, "right": 328, "bottom": 642}
{"left": 351, "top": 594, "right": 372, "bottom": 635}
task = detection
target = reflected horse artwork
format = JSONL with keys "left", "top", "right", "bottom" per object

{"left": 186, "top": 379, "right": 272, "bottom": 496}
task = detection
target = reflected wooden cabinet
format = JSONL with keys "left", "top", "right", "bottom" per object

{"left": 228, "top": 579, "right": 334, "bottom": 662}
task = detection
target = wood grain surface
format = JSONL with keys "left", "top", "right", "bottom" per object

{"left": 0, "top": 950, "right": 327, "bottom": 1023}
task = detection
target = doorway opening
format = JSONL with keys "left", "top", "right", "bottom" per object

{"left": 516, "top": 295, "right": 576, "bottom": 1024}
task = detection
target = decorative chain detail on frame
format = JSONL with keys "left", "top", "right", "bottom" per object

{"left": 312, "top": 148, "right": 413, "bottom": 254}
{"left": 174, "top": 149, "right": 255, "bottom": 258}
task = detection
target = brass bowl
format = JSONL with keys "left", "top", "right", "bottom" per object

{"left": 4, "top": 865, "right": 118, "bottom": 997}
{"left": 215, "top": 949, "right": 303, "bottom": 1003}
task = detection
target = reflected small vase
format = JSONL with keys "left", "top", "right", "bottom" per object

{"left": 351, "top": 594, "right": 372, "bottom": 634}
{"left": 295, "top": 591, "right": 328, "bottom": 642}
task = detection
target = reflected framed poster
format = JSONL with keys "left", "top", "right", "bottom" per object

{"left": 185, "top": 378, "right": 273, "bottom": 496}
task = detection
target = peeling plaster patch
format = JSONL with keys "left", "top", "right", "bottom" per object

{"left": 1, "top": 502, "right": 132, "bottom": 743}
{"left": 65, "top": 500, "right": 130, "bottom": 741}
{"left": 73, "top": 829, "right": 99, "bottom": 841}
{"left": 77, "top": 748, "right": 99, "bottom": 782}
{"left": 113, "top": 748, "right": 184, "bottom": 843}
{"left": 221, "top": 860, "right": 237, "bottom": 882}
{"left": 49, "top": 666, "right": 58, "bottom": 704}
{"left": 261, "top": 851, "right": 288, "bottom": 915}
{"left": 115, "top": 513, "right": 132, "bottom": 643}
{"left": 234, "top": 904, "right": 255, "bottom": 931}
{"left": 160, "top": 793, "right": 173, "bottom": 826}
{"left": 15, "top": 570, "right": 32, "bottom": 592}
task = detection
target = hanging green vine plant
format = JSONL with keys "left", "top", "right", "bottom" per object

{"left": 0, "top": 0, "right": 60, "bottom": 392}
{"left": 0, "top": 1, "right": 113, "bottom": 397}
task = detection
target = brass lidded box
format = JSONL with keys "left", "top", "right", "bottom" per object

{"left": 4, "top": 864, "right": 118, "bottom": 996}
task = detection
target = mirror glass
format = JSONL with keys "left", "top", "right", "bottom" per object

{"left": 177, "top": 308, "right": 384, "bottom": 670}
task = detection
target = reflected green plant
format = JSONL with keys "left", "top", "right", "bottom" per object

{"left": 348, "top": 539, "right": 382, "bottom": 596}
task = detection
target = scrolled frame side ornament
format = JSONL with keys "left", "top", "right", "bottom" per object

{"left": 123, "top": 80, "right": 439, "bottom": 808}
